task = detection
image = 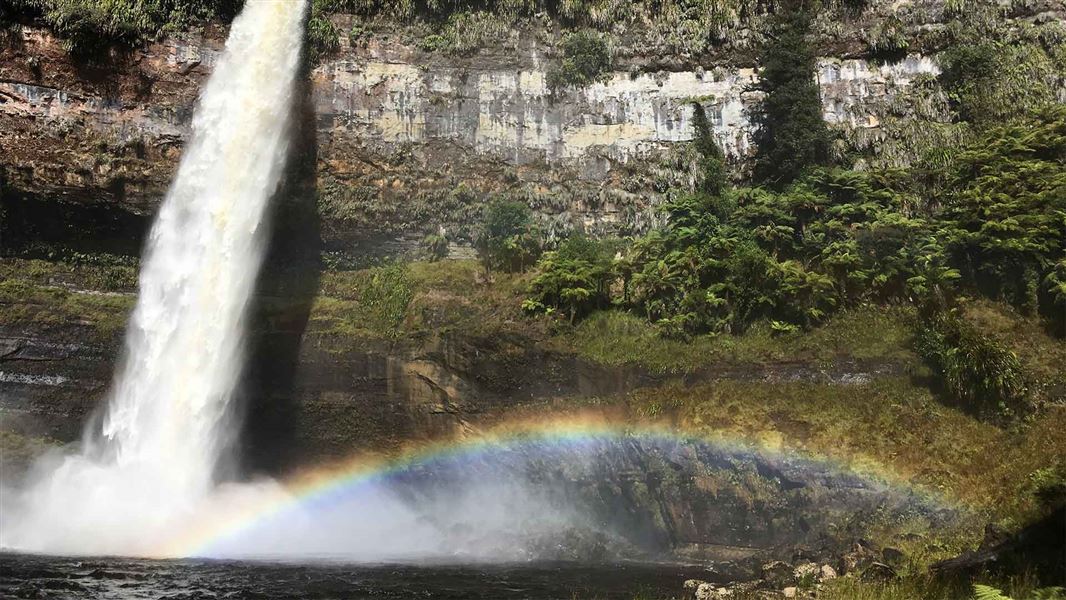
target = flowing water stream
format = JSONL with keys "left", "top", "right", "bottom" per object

{"left": 1, "top": 0, "right": 308, "bottom": 556}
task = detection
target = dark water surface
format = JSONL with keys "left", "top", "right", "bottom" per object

{"left": 0, "top": 552, "right": 710, "bottom": 599}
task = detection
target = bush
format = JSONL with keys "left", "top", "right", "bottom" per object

{"left": 546, "top": 30, "right": 611, "bottom": 92}
{"left": 6, "top": 0, "right": 240, "bottom": 54}
{"left": 421, "top": 232, "right": 449, "bottom": 262}
{"left": 475, "top": 198, "right": 541, "bottom": 273}
{"left": 524, "top": 235, "right": 618, "bottom": 322}
{"left": 306, "top": 2, "right": 340, "bottom": 65}
{"left": 915, "top": 313, "right": 1030, "bottom": 420}
{"left": 357, "top": 262, "right": 414, "bottom": 335}
{"left": 1027, "top": 466, "right": 1066, "bottom": 510}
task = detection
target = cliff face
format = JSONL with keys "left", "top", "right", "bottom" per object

{"left": 0, "top": 6, "right": 1059, "bottom": 564}
{"left": 1, "top": 18, "right": 949, "bottom": 255}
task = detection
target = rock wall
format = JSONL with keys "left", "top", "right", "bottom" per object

{"left": 1, "top": 22, "right": 942, "bottom": 256}
{"left": 320, "top": 49, "right": 936, "bottom": 165}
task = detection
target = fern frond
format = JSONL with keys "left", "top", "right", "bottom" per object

{"left": 973, "top": 584, "right": 1012, "bottom": 600}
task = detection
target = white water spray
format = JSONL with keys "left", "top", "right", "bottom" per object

{"left": 2, "top": 0, "right": 595, "bottom": 561}
{"left": 1, "top": 0, "right": 307, "bottom": 555}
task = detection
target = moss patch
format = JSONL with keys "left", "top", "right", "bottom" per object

{"left": 568, "top": 305, "right": 918, "bottom": 374}
{"left": 629, "top": 378, "right": 1066, "bottom": 529}
{"left": 0, "top": 257, "right": 137, "bottom": 294}
{"left": 0, "top": 278, "right": 132, "bottom": 339}
{"left": 957, "top": 297, "right": 1066, "bottom": 404}
{"left": 307, "top": 259, "right": 541, "bottom": 348}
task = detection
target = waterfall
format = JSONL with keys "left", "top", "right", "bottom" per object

{"left": 1, "top": 0, "right": 307, "bottom": 556}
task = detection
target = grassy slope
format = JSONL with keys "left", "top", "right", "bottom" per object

{"left": 565, "top": 306, "right": 917, "bottom": 374}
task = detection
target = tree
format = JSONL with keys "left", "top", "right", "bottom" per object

{"left": 939, "top": 107, "right": 1066, "bottom": 316}
{"left": 750, "top": 9, "right": 831, "bottom": 189}
{"left": 546, "top": 30, "right": 612, "bottom": 92}
{"left": 421, "top": 231, "right": 449, "bottom": 262}
{"left": 475, "top": 199, "right": 541, "bottom": 273}
{"left": 525, "top": 236, "right": 618, "bottom": 323}
{"left": 691, "top": 102, "right": 728, "bottom": 197}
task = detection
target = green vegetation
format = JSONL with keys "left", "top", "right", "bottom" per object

{"left": 629, "top": 378, "right": 1066, "bottom": 527}
{"left": 305, "top": 258, "right": 537, "bottom": 347}
{"left": 524, "top": 236, "right": 618, "bottom": 322}
{"left": 306, "top": 0, "right": 340, "bottom": 65}
{"left": 940, "top": 112, "right": 1066, "bottom": 325}
{"left": 311, "top": 261, "right": 414, "bottom": 341}
{"left": 309, "top": 0, "right": 768, "bottom": 55}
{"left": 814, "top": 578, "right": 1064, "bottom": 600}
{"left": 938, "top": 9, "right": 1064, "bottom": 127}
{"left": 546, "top": 30, "right": 611, "bottom": 92}
{"left": 421, "top": 232, "right": 450, "bottom": 262}
{"left": 475, "top": 198, "right": 542, "bottom": 273}
{"left": 750, "top": 9, "right": 831, "bottom": 188}
{"left": 865, "top": 15, "right": 908, "bottom": 61}
{"left": 0, "top": 251, "right": 138, "bottom": 292}
{"left": 417, "top": 10, "right": 512, "bottom": 55}
{"left": 1, "top": 1, "right": 1063, "bottom": 595}
{"left": 524, "top": 108, "right": 1065, "bottom": 348}
{"left": 916, "top": 312, "right": 1029, "bottom": 420}
{"left": 2, "top": 0, "right": 240, "bottom": 53}
{"left": 569, "top": 305, "right": 915, "bottom": 374}
{"left": 691, "top": 102, "right": 728, "bottom": 197}
{"left": 0, "top": 276, "right": 133, "bottom": 338}
{"left": 958, "top": 298, "right": 1066, "bottom": 401}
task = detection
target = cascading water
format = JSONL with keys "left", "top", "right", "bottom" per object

{"left": 0, "top": 0, "right": 589, "bottom": 561}
{"left": 1, "top": 0, "right": 307, "bottom": 555}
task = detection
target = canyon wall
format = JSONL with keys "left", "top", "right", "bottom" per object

{"left": 1, "top": 21, "right": 944, "bottom": 256}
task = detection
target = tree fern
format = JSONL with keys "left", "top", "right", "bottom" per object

{"left": 973, "top": 585, "right": 1012, "bottom": 600}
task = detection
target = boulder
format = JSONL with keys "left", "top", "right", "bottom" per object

{"left": 695, "top": 582, "right": 716, "bottom": 600}
{"left": 819, "top": 564, "right": 838, "bottom": 581}
{"left": 683, "top": 579, "right": 707, "bottom": 599}
{"left": 793, "top": 562, "right": 819, "bottom": 582}
{"left": 761, "top": 561, "right": 796, "bottom": 588}
{"left": 860, "top": 562, "right": 898, "bottom": 582}
{"left": 881, "top": 547, "right": 905, "bottom": 566}
{"left": 841, "top": 539, "right": 879, "bottom": 574}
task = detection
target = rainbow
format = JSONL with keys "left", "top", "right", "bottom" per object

{"left": 161, "top": 411, "right": 948, "bottom": 558}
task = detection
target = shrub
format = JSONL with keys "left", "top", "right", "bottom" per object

{"left": 357, "top": 262, "right": 414, "bottom": 334}
{"left": 306, "top": 3, "right": 340, "bottom": 65}
{"left": 525, "top": 235, "right": 618, "bottom": 322}
{"left": 915, "top": 313, "right": 1030, "bottom": 420}
{"left": 546, "top": 30, "right": 611, "bottom": 92}
{"left": 421, "top": 232, "right": 449, "bottom": 262}
{"left": 1027, "top": 466, "right": 1066, "bottom": 509}
{"left": 475, "top": 198, "right": 541, "bottom": 273}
